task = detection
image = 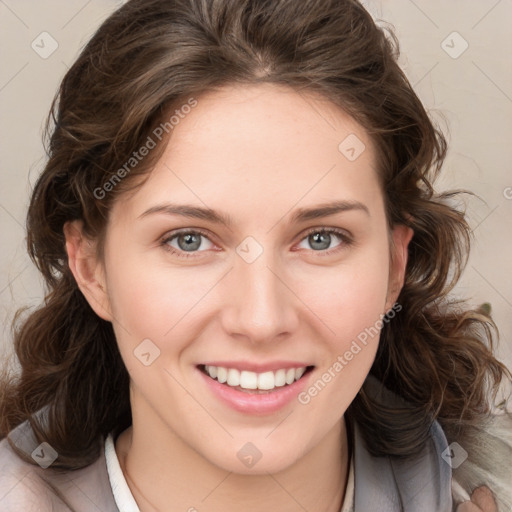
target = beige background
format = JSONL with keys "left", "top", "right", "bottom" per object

{"left": 1, "top": 1, "right": 511, "bottom": 375}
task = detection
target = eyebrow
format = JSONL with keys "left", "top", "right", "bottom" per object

{"left": 138, "top": 200, "right": 370, "bottom": 226}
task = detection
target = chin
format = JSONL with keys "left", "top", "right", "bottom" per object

{"left": 200, "top": 439, "right": 306, "bottom": 476}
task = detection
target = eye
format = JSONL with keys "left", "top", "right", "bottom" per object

{"left": 161, "top": 229, "right": 215, "bottom": 259}
{"left": 161, "top": 227, "right": 352, "bottom": 260}
{"left": 296, "top": 227, "right": 352, "bottom": 255}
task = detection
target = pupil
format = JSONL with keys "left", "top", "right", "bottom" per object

{"left": 179, "top": 233, "right": 201, "bottom": 251}
{"left": 310, "top": 232, "right": 330, "bottom": 250}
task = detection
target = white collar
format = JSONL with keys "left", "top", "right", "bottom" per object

{"left": 105, "top": 433, "right": 141, "bottom": 512}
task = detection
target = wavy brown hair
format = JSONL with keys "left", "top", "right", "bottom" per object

{"left": 1, "top": 0, "right": 510, "bottom": 471}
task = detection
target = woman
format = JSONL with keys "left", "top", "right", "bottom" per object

{"left": 0, "top": 0, "right": 510, "bottom": 510}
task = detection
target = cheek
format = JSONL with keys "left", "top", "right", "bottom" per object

{"left": 301, "top": 251, "right": 391, "bottom": 343}
{"left": 102, "top": 254, "right": 182, "bottom": 350}
{"left": 295, "top": 245, "right": 390, "bottom": 402}
{"left": 296, "top": 267, "right": 388, "bottom": 415}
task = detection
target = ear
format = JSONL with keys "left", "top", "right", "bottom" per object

{"left": 63, "top": 220, "right": 113, "bottom": 322}
{"left": 385, "top": 224, "right": 414, "bottom": 311}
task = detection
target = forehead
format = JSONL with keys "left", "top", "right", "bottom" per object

{"left": 111, "top": 83, "right": 383, "bottom": 225}
{"left": 168, "top": 83, "right": 374, "bottom": 168}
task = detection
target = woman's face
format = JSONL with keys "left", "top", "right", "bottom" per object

{"left": 70, "top": 83, "right": 411, "bottom": 474}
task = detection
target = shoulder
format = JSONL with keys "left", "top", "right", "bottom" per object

{"left": 0, "top": 435, "right": 55, "bottom": 511}
{"left": 0, "top": 420, "right": 119, "bottom": 512}
{"left": 356, "top": 376, "right": 512, "bottom": 511}
{"left": 451, "top": 412, "right": 512, "bottom": 512}
{"left": 352, "top": 417, "right": 453, "bottom": 512}
{"left": 353, "top": 376, "right": 453, "bottom": 510}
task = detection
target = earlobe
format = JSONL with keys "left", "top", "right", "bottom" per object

{"left": 385, "top": 224, "right": 414, "bottom": 310}
{"left": 63, "top": 220, "right": 113, "bottom": 322}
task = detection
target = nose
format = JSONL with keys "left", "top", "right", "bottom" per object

{"left": 219, "top": 250, "right": 299, "bottom": 344}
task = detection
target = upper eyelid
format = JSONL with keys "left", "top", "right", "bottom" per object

{"left": 302, "top": 226, "right": 351, "bottom": 237}
{"left": 162, "top": 227, "right": 216, "bottom": 244}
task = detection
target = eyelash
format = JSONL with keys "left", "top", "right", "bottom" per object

{"left": 160, "top": 227, "right": 352, "bottom": 259}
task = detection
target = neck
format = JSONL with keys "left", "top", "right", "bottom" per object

{"left": 116, "top": 410, "right": 350, "bottom": 512}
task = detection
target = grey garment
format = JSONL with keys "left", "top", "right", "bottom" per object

{"left": 352, "top": 375, "right": 453, "bottom": 512}
{"left": 353, "top": 419, "right": 452, "bottom": 511}
{"left": 0, "top": 416, "right": 453, "bottom": 512}
{"left": 0, "top": 427, "right": 118, "bottom": 512}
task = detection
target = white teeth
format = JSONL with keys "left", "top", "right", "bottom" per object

{"left": 274, "top": 369, "right": 286, "bottom": 387}
{"left": 285, "top": 368, "right": 295, "bottom": 385}
{"left": 216, "top": 366, "right": 227, "bottom": 383}
{"left": 240, "top": 371, "right": 258, "bottom": 389}
{"left": 227, "top": 368, "right": 240, "bottom": 387}
{"left": 203, "top": 365, "right": 309, "bottom": 391}
{"left": 257, "top": 371, "right": 275, "bottom": 390}
{"left": 295, "top": 367, "right": 306, "bottom": 380}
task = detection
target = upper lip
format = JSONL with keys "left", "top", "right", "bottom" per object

{"left": 199, "top": 361, "right": 314, "bottom": 373}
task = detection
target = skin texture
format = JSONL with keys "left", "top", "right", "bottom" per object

{"left": 456, "top": 487, "right": 497, "bottom": 512}
{"left": 64, "top": 83, "right": 415, "bottom": 511}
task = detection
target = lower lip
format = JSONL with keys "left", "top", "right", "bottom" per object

{"left": 197, "top": 367, "right": 312, "bottom": 415}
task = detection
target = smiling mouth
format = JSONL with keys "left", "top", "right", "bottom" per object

{"left": 198, "top": 364, "right": 315, "bottom": 394}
